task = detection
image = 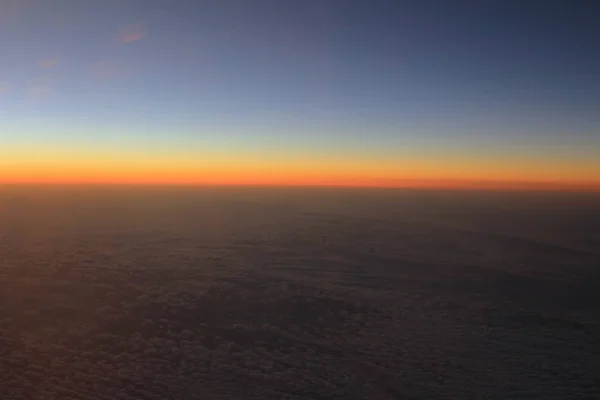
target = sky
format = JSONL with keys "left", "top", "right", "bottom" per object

{"left": 1, "top": 0, "right": 599, "bottom": 189}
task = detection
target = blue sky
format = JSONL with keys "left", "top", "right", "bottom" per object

{"left": 1, "top": 0, "right": 599, "bottom": 186}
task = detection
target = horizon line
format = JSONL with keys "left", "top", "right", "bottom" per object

{"left": 1, "top": 179, "right": 600, "bottom": 193}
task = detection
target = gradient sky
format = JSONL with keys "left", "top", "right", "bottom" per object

{"left": 1, "top": 0, "right": 599, "bottom": 189}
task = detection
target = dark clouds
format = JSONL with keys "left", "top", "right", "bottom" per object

{"left": 1, "top": 186, "right": 599, "bottom": 399}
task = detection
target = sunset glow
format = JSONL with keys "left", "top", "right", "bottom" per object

{"left": 1, "top": 1, "right": 599, "bottom": 191}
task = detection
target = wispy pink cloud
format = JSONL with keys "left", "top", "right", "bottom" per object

{"left": 120, "top": 23, "right": 146, "bottom": 44}
{"left": 89, "top": 59, "right": 128, "bottom": 80}
{"left": 28, "top": 82, "right": 54, "bottom": 100}
{"left": 39, "top": 56, "right": 59, "bottom": 69}
{"left": 0, "top": 85, "right": 8, "bottom": 94}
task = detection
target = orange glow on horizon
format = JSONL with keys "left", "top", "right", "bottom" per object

{"left": 2, "top": 145, "right": 599, "bottom": 191}
{"left": 2, "top": 168, "right": 599, "bottom": 192}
